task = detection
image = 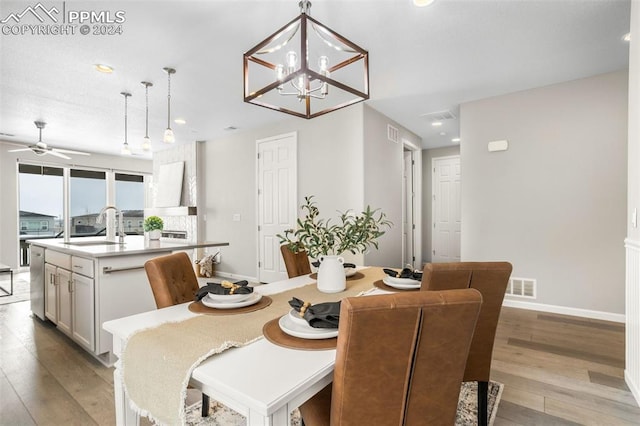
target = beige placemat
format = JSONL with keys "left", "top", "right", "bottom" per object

{"left": 121, "top": 267, "right": 384, "bottom": 425}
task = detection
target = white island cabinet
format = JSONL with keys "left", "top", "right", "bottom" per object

{"left": 29, "top": 236, "right": 229, "bottom": 366}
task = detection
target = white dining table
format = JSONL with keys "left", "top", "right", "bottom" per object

{"left": 103, "top": 272, "right": 389, "bottom": 426}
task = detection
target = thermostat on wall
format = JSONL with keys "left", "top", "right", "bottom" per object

{"left": 488, "top": 139, "right": 509, "bottom": 152}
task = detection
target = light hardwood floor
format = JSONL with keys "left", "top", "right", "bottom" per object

{"left": 1, "top": 293, "right": 639, "bottom": 425}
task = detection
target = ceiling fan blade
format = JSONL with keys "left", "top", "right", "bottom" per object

{"left": 47, "top": 150, "right": 71, "bottom": 160}
{"left": 54, "top": 148, "right": 91, "bottom": 156}
{"left": 7, "top": 148, "right": 31, "bottom": 152}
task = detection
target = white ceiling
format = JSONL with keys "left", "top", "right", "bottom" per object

{"left": 0, "top": 0, "right": 631, "bottom": 158}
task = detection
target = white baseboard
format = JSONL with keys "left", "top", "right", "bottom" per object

{"left": 625, "top": 370, "right": 640, "bottom": 407}
{"left": 502, "top": 299, "right": 625, "bottom": 323}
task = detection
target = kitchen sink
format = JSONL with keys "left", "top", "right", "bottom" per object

{"left": 63, "top": 240, "right": 121, "bottom": 246}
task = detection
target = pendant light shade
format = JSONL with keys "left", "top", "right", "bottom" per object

{"left": 121, "top": 92, "right": 132, "bottom": 155}
{"left": 243, "top": 0, "right": 369, "bottom": 119}
{"left": 163, "top": 67, "right": 176, "bottom": 144}
{"left": 141, "top": 81, "right": 153, "bottom": 151}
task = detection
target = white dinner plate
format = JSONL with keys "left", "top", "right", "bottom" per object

{"left": 278, "top": 314, "right": 339, "bottom": 340}
{"left": 288, "top": 308, "right": 309, "bottom": 326}
{"left": 345, "top": 268, "right": 357, "bottom": 277}
{"left": 206, "top": 292, "right": 253, "bottom": 303}
{"left": 202, "top": 292, "right": 262, "bottom": 309}
{"left": 383, "top": 276, "right": 421, "bottom": 289}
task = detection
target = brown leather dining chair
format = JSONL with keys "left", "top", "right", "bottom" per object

{"left": 280, "top": 244, "right": 312, "bottom": 278}
{"left": 421, "top": 261, "right": 513, "bottom": 426}
{"left": 299, "top": 288, "right": 483, "bottom": 426}
{"left": 144, "top": 251, "right": 210, "bottom": 416}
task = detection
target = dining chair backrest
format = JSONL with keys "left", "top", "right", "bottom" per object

{"left": 144, "top": 252, "right": 200, "bottom": 309}
{"left": 280, "top": 244, "right": 312, "bottom": 278}
{"left": 420, "top": 261, "right": 512, "bottom": 383}
{"left": 300, "top": 288, "right": 482, "bottom": 426}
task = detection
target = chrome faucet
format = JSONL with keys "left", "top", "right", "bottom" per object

{"left": 97, "top": 205, "right": 125, "bottom": 244}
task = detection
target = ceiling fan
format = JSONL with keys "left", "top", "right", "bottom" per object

{"left": 8, "top": 121, "right": 91, "bottom": 160}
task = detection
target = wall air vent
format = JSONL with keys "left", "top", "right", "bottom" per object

{"left": 387, "top": 124, "right": 399, "bottom": 143}
{"left": 419, "top": 109, "right": 457, "bottom": 121}
{"left": 506, "top": 277, "right": 536, "bottom": 299}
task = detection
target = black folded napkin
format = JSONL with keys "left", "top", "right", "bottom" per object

{"left": 383, "top": 267, "right": 423, "bottom": 281}
{"left": 288, "top": 297, "right": 341, "bottom": 329}
{"left": 195, "top": 280, "right": 252, "bottom": 301}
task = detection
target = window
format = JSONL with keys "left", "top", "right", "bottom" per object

{"left": 70, "top": 169, "right": 106, "bottom": 236}
{"left": 18, "top": 164, "right": 63, "bottom": 237}
{"left": 116, "top": 173, "right": 145, "bottom": 235}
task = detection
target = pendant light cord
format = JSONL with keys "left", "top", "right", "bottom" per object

{"left": 124, "top": 94, "right": 128, "bottom": 145}
{"left": 145, "top": 84, "right": 149, "bottom": 138}
{"left": 167, "top": 72, "right": 171, "bottom": 128}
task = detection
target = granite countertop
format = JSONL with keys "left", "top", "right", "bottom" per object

{"left": 27, "top": 236, "right": 229, "bottom": 258}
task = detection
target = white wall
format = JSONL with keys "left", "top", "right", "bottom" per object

{"left": 362, "top": 105, "right": 421, "bottom": 268}
{"left": 421, "top": 145, "right": 460, "bottom": 265}
{"left": 625, "top": 0, "right": 640, "bottom": 407}
{"left": 461, "top": 70, "right": 628, "bottom": 315}
{"left": 0, "top": 141, "right": 152, "bottom": 269}
{"left": 202, "top": 106, "right": 365, "bottom": 279}
{"left": 203, "top": 103, "right": 420, "bottom": 279}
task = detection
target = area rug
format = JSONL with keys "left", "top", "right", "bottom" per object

{"left": 184, "top": 381, "right": 503, "bottom": 425}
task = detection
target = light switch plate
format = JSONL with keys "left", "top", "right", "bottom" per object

{"left": 488, "top": 140, "right": 509, "bottom": 152}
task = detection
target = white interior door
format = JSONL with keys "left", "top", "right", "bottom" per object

{"left": 257, "top": 133, "right": 297, "bottom": 283}
{"left": 402, "top": 150, "right": 414, "bottom": 267}
{"left": 432, "top": 156, "right": 461, "bottom": 263}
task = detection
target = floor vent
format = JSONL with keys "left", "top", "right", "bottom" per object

{"left": 387, "top": 124, "right": 399, "bottom": 143}
{"left": 506, "top": 277, "right": 536, "bottom": 299}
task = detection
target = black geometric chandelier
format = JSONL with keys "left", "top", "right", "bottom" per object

{"left": 243, "top": 0, "right": 369, "bottom": 119}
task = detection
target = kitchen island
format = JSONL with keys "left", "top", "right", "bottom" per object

{"left": 28, "top": 236, "right": 228, "bottom": 366}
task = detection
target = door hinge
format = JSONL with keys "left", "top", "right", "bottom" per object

{"left": 433, "top": 223, "right": 435, "bottom": 228}
{"left": 258, "top": 225, "right": 261, "bottom": 231}
{"left": 412, "top": 256, "right": 415, "bottom": 261}
{"left": 258, "top": 261, "right": 261, "bottom": 267}
{"left": 257, "top": 153, "right": 260, "bottom": 159}
{"left": 433, "top": 249, "right": 436, "bottom": 255}
{"left": 412, "top": 224, "right": 415, "bottom": 230}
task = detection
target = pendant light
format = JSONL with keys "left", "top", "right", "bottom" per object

{"left": 243, "top": 0, "right": 369, "bottom": 119}
{"left": 163, "top": 67, "right": 176, "bottom": 143}
{"left": 121, "top": 92, "right": 132, "bottom": 155}
{"left": 141, "top": 81, "right": 152, "bottom": 151}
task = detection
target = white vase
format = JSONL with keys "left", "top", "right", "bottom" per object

{"left": 316, "top": 255, "right": 346, "bottom": 293}
{"left": 148, "top": 229, "right": 162, "bottom": 240}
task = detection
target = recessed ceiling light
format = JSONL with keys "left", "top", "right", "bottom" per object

{"left": 431, "top": 121, "right": 443, "bottom": 127}
{"left": 94, "top": 64, "right": 114, "bottom": 73}
{"left": 623, "top": 32, "right": 631, "bottom": 42}
{"left": 439, "top": 132, "right": 446, "bottom": 136}
{"left": 451, "top": 137, "right": 461, "bottom": 143}
{"left": 174, "top": 118, "right": 186, "bottom": 125}
{"left": 413, "top": 0, "right": 436, "bottom": 7}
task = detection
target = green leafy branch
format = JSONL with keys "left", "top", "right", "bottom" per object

{"left": 277, "top": 196, "right": 392, "bottom": 259}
